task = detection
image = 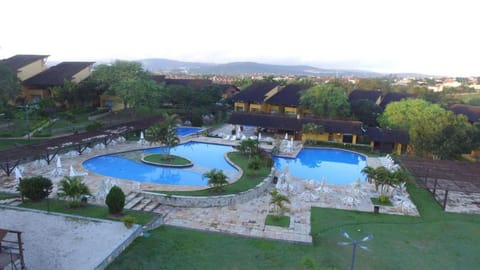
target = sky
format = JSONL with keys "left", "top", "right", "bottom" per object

{"left": 1, "top": 0, "right": 479, "bottom": 76}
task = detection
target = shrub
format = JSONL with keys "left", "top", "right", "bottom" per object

{"left": 57, "top": 176, "right": 91, "bottom": 208}
{"left": 105, "top": 186, "right": 125, "bottom": 214}
{"left": 121, "top": 215, "right": 137, "bottom": 228}
{"left": 190, "top": 114, "right": 203, "bottom": 127}
{"left": 17, "top": 176, "right": 53, "bottom": 201}
{"left": 86, "top": 120, "right": 104, "bottom": 132}
{"left": 379, "top": 194, "right": 391, "bottom": 204}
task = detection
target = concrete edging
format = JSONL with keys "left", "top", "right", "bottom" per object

{"left": 141, "top": 176, "right": 275, "bottom": 208}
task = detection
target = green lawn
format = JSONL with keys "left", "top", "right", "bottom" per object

{"left": 265, "top": 214, "right": 290, "bottom": 228}
{"left": 20, "top": 199, "right": 155, "bottom": 226}
{"left": 151, "top": 152, "right": 270, "bottom": 196}
{"left": 0, "top": 192, "right": 19, "bottom": 200}
{"left": 143, "top": 154, "right": 192, "bottom": 166}
{"left": 108, "top": 180, "right": 480, "bottom": 270}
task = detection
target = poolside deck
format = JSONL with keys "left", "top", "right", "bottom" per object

{"left": 1, "top": 133, "right": 419, "bottom": 248}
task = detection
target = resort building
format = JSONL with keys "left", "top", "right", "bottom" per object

{"left": 364, "top": 127, "right": 410, "bottom": 155}
{"left": 2, "top": 54, "right": 49, "bottom": 81}
{"left": 22, "top": 62, "right": 95, "bottom": 104}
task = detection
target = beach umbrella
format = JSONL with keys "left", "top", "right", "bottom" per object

{"left": 285, "top": 133, "right": 288, "bottom": 140}
{"left": 14, "top": 167, "right": 22, "bottom": 180}
{"left": 140, "top": 131, "right": 145, "bottom": 140}
{"left": 69, "top": 165, "right": 76, "bottom": 177}
{"left": 56, "top": 156, "right": 62, "bottom": 168}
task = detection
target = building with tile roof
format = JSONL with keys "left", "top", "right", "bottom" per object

{"left": 1, "top": 54, "right": 49, "bottom": 81}
{"left": 23, "top": 61, "right": 94, "bottom": 103}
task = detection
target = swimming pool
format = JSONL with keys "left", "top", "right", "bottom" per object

{"left": 83, "top": 142, "right": 238, "bottom": 186}
{"left": 273, "top": 148, "right": 367, "bottom": 185}
{"left": 176, "top": 126, "right": 203, "bottom": 137}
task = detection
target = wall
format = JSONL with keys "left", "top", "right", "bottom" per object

{"left": 100, "top": 94, "right": 125, "bottom": 112}
{"left": 302, "top": 132, "right": 329, "bottom": 142}
{"left": 71, "top": 66, "right": 93, "bottom": 83}
{"left": 141, "top": 176, "right": 275, "bottom": 208}
{"left": 234, "top": 102, "right": 248, "bottom": 112}
{"left": 17, "top": 59, "right": 47, "bottom": 81}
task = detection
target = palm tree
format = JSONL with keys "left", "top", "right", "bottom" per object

{"left": 269, "top": 188, "right": 290, "bottom": 215}
{"left": 361, "top": 166, "right": 376, "bottom": 184}
{"left": 147, "top": 113, "right": 180, "bottom": 159}
{"left": 204, "top": 169, "right": 229, "bottom": 193}
{"left": 58, "top": 176, "right": 91, "bottom": 207}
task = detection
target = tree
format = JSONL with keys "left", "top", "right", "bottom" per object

{"left": 51, "top": 80, "right": 78, "bottom": 108}
{"left": 350, "top": 99, "right": 383, "bottom": 126}
{"left": 105, "top": 186, "right": 125, "bottom": 214}
{"left": 90, "top": 60, "right": 162, "bottom": 110}
{"left": 269, "top": 188, "right": 290, "bottom": 215}
{"left": 300, "top": 84, "right": 350, "bottom": 118}
{"left": 429, "top": 113, "right": 476, "bottom": 159}
{"left": 355, "top": 78, "right": 390, "bottom": 92}
{"left": 377, "top": 99, "right": 442, "bottom": 130}
{"left": 379, "top": 99, "right": 477, "bottom": 158}
{"left": 237, "top": 138, "right": 259, "bottom": 159}
{"left": 204, "top": 169, "right": 229, "bottom": 193}
{"left": 302, "top": 123, "right": 324, "bottom": 144}
{"left": 58, "top": 176, "right": 91, "bottom": 208}
{"left": 0, "top": 63, "right": 21, "bottom": 110}
{"left": 147, "top": 113, "right": 180, "bottom": 158}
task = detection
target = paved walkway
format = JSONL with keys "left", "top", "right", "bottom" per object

{"left": 0, "top": 128, "right": 420, "bottom": 245}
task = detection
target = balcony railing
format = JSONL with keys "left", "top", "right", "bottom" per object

{"left": 0, "top": 229, "right": 26, "bottom": 270}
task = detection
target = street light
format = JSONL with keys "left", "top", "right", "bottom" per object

{"left": 24, "top": 104, "right": 30, "bottom": 141}
{"left": 337, "top": 229, "right": 373, "bottom": 270}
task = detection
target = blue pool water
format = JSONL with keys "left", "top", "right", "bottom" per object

{"left": 176, "top": 127, "right": 203, "bottom": 137}
{"left": 273, "top": 148, "right": 367, "bottom": 185}
{"left": 83, "top": 142, "right": 238, "bottom": 186}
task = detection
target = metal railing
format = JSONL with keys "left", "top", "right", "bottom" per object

{"left": 0, "top": 229, "right": 25, "bottom": 270}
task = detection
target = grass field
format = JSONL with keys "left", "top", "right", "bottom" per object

{"left": 151, "top": 152, "right": 269, "bottom": 196}
{"left": 107, "top": 180, "right": 480, "bottom": 270}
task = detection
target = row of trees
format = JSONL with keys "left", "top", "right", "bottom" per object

{"left": 379, "top": 98, "right": 480, "bottom": 159}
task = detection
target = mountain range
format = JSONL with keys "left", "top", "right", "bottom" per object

{"left": 139, "top": 58, "right": 383, "bottom": 77}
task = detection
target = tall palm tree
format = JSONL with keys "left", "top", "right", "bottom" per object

{"left": 269, "top": 188, "right": 290, "bottom": 215}
{"left": 204, "top": 169, "right": 229, "bottom": 193}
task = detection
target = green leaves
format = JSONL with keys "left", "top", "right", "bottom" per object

{"left": 379, "top": 99, "right": 476, "bottom": 158}
{"left": 300, "top": 84, "right": 350, "bottom": 118}
{"left": 203, "top": 169, "right": 229, "bottom": 193}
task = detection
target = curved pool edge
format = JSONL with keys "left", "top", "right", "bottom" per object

{"left": 82, "top": 141, "right": 241, "bottom": 187}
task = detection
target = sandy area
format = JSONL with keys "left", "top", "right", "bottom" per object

{"left": 0, "top": 207, "right": 138, "bottom": 270}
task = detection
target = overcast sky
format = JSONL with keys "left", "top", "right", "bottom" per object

{"left": 1, "top": 0, "right": 478, "bottom": 76}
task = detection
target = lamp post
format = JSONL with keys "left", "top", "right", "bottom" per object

{"left": 25, "top": 104, "right": 30, "bottom": 141}
{"left": 337, "top": 229, "right": 373, "bottom": 270}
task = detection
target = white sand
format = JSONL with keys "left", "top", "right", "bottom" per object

{"left": 0, "top": 207, "right": 138, "bottom": 270}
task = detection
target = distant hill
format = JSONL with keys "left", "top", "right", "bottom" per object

{"left": 139, "top": 58, "right": 383, "bottom": 77}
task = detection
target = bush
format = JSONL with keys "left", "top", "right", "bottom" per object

{"left": 86, "top": 120, "right": 104, "bottom": 132}
{"left": 0, "top": 131, "right": 13, "bottom": 137}
{"left": 190, "top": 114, "right": 203, "bottom": 127}
{"left": 121, "top": 215, "right": 137, "bottom": 228}
{"left": 17, "top": 176, "right": 53, "bottom": 201}
{"left": 379, "top": 194, "right": 391, "bottom": 204}
{"left": 105, "top": 186, "right": 125, "bottom": 214}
